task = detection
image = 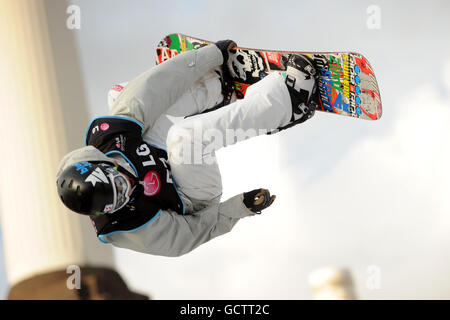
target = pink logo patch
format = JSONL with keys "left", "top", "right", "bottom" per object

{"left": 112, "top": 84, "right": 124, "bottom": 92}
{"left": 100, "top": 123, "right": 110, "bottom": 131}
{"left": 143, "top": 171, "right": 161, "bottom": 196}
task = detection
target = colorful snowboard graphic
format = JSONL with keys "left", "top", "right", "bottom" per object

{"left": 156, "top": 34, "right": 382, "bottom": 120}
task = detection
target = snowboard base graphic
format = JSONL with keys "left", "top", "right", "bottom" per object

{"left": 156, "top": 34, "right": 382, "bottom": 120}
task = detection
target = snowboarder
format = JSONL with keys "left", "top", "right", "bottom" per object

{"left": 56, "top": 40, "right": 317, "bottom": 257}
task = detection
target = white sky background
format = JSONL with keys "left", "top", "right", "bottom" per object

{"left": 1, "top": 0, "right": 448, "bottom": 299}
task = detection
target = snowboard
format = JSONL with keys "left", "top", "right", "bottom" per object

{"left": 156, "top": 33, "right": 382, "bottom": 120}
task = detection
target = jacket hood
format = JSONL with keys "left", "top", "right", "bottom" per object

{"left": 56, "top": 145, "right": 117, "bottom": 179}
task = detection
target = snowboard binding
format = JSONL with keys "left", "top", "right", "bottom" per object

{"left": 272, "top": 54, "right": 318, "bottom": 132}
{"left": 285, "top": 55, "right": 318, "bottom": 120}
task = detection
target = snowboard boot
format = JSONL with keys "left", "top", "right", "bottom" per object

{"left": 277, "top": 54, "right": 318, "bottom": 132}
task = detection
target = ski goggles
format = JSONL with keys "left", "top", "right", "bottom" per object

{"left": 102, "top": 165, "right": 132, "bottom": 213}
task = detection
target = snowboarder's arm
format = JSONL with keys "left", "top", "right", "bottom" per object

{"left": 100, "top": 193, "right": 255, "bottom": 257}
{"left": 110, "top": 45, "right": 223, "bottom": 132}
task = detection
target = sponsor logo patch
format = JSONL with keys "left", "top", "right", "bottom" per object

{"left": 115, "top": 135, "right": 126, "bottom": 150}
{"left": 103, "top": 203, "right": 114, "bottom": 213}
{"left": 73, "top": 161, "right": 92, "bottom": 175}
{"left": 142, "top": 171, "right": 161, "bottom": 196}
{"left": 111, "top": 84, "right": 124, "bottom": 92}
{"left": 85, "top": 167, "right": 109, "bottom": 186}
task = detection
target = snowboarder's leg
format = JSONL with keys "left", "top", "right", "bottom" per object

{"left": 165, "top": 120, "right": 226, "bottom": 204}
{"left": 167, "top": 69, "right": 309, "bottom": 154}
{"left": 166, "top": 112, "right": 224, "bottom": 203}
{"left": 166, "top": 55, "right": 317, "bottom": 203}
{"left": 165, "top": 72, "right": 287, "bottom": 203}
{"left": 169, "top": 150, "right": 223, "bottom": 205}
{"left": 142, "top": 69, "right": 224, "bottom": 149}
{"left": 188, "top": 54, "right": 318, "bottom": 139}
{"left": 190, "top": 72, "right": 294, "bottom": 136}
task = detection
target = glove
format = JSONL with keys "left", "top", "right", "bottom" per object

{"left": 243, "top": 188, "right": 276, "bottom": 214}
{"left": 215, "top": 39, "right": 237, "bottom": 64}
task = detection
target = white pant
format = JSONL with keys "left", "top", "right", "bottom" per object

{"left": 143, "top": 72, "right": 292, "bottom": 207}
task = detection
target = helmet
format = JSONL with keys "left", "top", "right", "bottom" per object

{"left": 57, "top": 161, "right": 132, "bottom": 215}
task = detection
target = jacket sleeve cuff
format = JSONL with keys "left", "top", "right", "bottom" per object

{"left": 218, "top": 193, "right": 256, "bottom": 219}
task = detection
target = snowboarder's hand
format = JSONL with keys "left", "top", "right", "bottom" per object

{"left": 215, "top": 40, "right": 237, "bottom": 64}
{"left": 243, "top": 188, "right": 276, "bottom": 214}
